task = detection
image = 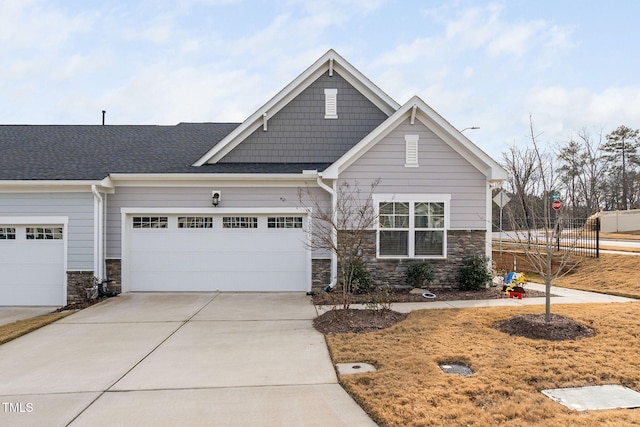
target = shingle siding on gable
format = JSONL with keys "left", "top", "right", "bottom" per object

{"left": 339, "top": 119, "right": 487, "bottom": 229}
{"left": 219, "top": 72, "right": 389, "bottom": 163}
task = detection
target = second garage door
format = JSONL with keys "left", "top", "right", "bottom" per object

{"left": 127, "top": 214, "right": 309, "bottom": 292}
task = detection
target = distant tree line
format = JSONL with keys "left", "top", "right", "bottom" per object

{"left": 495, "top": 122, "right": 640, "bottom": 230}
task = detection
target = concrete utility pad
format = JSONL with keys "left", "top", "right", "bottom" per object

{"left": 336, "top": 363, "right": 377, "bottom": 375}
{"left": 542, "top": 385, "right": 640, "bottom": 411}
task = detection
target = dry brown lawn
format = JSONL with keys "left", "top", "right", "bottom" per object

{"left": 553, "top": 254, "right": 640, "bottom": 299}
{"left": 327, "top": 302, "right": 640, "bottom": 426}
{"left": 0, "top": 312, "right": 73, "bottom": 345}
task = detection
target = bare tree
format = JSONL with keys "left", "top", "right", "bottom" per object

{"left": 299, "top": 180, "right": 379, "bottom": 309}
{"left": 507, "top": 117, "right": 582, "bottom": 322}
{"left": 556, "top": 128, "right": 607, "bottom": 216}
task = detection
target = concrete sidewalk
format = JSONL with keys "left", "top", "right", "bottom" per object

{"left": 337, "top": 283, "right": 636, "bottom": 313}
{"left": 0, "top": 293, "right": 376, "bottom": 427}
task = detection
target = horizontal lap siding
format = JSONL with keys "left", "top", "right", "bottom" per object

{"left": 0, "top": 192, "right": 94, "bottom": 269}
{"left": 339, "top": 119, "right": 487, "bottom": 229}
{"left": 106, "top": 186, "right": 330, "bottom": 258}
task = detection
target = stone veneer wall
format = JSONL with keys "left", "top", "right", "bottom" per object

{"left": 313, "top": 230, "right": 486, "bottom": 290}
{"left": 311, "top": 259, "right": 331, "bottom": 290}
{"left": 105, "top": 259, "right": 122, "bottom": 294}
{"left": 66, "top": 271, "right": 94, "bottom": 304}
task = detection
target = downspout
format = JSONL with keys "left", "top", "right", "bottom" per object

{"left": 91, "top": 185, "right": 104, "bottom": 280}
{"left": 316, "top": 176, "right": 338, "bottom": 290}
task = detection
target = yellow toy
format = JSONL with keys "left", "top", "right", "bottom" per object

{"left": 502, "top": 272, "right": 526, "bottom": 299}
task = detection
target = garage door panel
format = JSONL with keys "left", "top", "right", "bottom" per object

{"left": 0, "top": 225, "right": 65, "bottom": 306}
{"left": 127, "top": 214, "right": 309, "bottom": 292}
{"left": 130, "top": 271, "right": 305, "bottom": 292}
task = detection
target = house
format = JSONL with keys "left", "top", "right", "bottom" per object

{"left": 0, "top": 50, "right": 507, "bottom": 306}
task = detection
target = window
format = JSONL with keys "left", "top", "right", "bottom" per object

{"left": 377, "top": 199, "right": 447, "bottom": 258}
{"left": 324, "top": 88, "right": 337, "bottom": 119}
{"left": 405, "top": 135, "right": 419, "bottom": 167}
{"left": 223, "top": 216, "right": 258, "bottom": 229}
{"left": 178, "top": 217, "right": 213, "bottom": 229}
{"left": 268, "top": 217, "right": 303, "bottom": 229}
{"left": 133, "top": 217, "right": 168, "bottom": 229}
{"left": 26, "top": 227, "right": 63, "bottom": 240}
{"left": 0, "top": 227, "right": 16, "bottom": 240}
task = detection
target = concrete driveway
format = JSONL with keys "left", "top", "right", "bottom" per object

{"left": 0, "top": 293, "right": 376, "bottom": 427}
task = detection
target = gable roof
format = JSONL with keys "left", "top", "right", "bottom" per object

{"left": 321, "top": 96, "right": 508, "bottom": 181}
{"left": 193, "top": 49, "right": 401, "bottom": 166}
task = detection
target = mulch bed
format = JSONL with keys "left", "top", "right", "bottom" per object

{"left": 314, "top": 309, "right": 408, "bottom": 334}
{"left": 312, "top": 287, "right": 594, "bottom": 341}
{"left": 493, "top": 313, "right": 596, "bottom": 341}
{"left": 312, "top": 286, "right": 547, "bottom": 305}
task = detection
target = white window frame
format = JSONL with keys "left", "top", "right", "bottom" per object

{"left": 405, "top": 134, "right": 419, "bottom": 167}
{"left": 324, "top": 88, "right": 338, "bottom": 119}
{"left": 373, "top": 194, "right": 450, "bottom": 259}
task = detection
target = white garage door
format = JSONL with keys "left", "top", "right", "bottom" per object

{"left": 0, "top": 225, "right": 65, "bottom": 306}
{"left": 127, "top": 214, "right": 309, "bottom": 292}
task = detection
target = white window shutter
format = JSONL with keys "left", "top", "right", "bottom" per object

{"left": 405, "top": 135, "right": 419, "bottom": 167}
{"left": 324, "top": 88, "right": 337, "bottom": 119}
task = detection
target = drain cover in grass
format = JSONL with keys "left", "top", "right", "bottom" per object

{"left": 542, "top": 385, "right": 640, "bottom": 411}
{"left": 439, "top": 362, "right": 472, "bottom": 377}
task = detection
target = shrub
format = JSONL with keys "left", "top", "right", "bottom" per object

{"left": 343, "top": 259, "right": 372, "bottom": 294}
{"left": 457, "top": 256, "right": 492, "bottom": 291}
{"left": 406, "top": 261, "right": 434, "bottom": 288}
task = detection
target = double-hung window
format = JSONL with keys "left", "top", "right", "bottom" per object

{"left": 375, "top": 195, "right": 449, "bottom": 258}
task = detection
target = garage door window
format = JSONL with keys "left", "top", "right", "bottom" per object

{"left": 178, "top": 216, "right": 213, "bottom": 229}
{"left": 26, "top": 227, "right": 63, "bottom": 240}
{"left": 223, "top": 217, "right": 258, "bottom": 229}
{"left": 0, "top": 227, "right": 16, "bottom": 240}
{"left": 133, "top": 217, "right": 168, "bottom": 228}
{"left": 267, "top": 217, "right": 303, "bottom": 229}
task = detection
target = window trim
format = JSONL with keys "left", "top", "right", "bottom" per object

{"left": 373, "top": 194, "right": 450, "bottom": 259}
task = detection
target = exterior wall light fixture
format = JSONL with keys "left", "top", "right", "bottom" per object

{"left": 212, "top": 191, "right": 221, "bottom": 206}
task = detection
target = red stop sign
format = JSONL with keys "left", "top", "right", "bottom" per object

{"left": 552, "top": 200, "right": 562, "bottom": 211}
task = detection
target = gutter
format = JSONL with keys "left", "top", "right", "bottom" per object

{"left": 316, "top": 176, "right": 338, "bottom": 290}
{"left": 91, "top": 185, "right": 104, "bottom": 280}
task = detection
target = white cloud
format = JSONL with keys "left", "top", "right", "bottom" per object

{"left": 526, "top": 85, "right": 640, "bottom": 143}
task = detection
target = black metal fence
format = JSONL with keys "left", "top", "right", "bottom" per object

{"left": 555, "top": 217, "right": 600, "bottom": 258}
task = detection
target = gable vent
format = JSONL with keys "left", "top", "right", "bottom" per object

{"left": 405, "top": 135, "right": 419, "bottom": 167}
{"left": 324, "top": 88, "right": 338, "bottom": 119}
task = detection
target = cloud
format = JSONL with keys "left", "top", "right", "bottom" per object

{"left": 527, "top": 85, "right": 640, "bottom": 135}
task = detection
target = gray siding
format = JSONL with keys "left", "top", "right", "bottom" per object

{"left": 106, "top": 186, "right": 330, "bottom": 258}
{"left": 220, "top": 72, "right": 389, "bottom": 163}
{"left": 0, "top": 192, "right": 94, "bottom": 269}
{"left": 339, "top": 119, "right": 488, "bottom": 229}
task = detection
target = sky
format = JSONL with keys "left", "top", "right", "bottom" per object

{"left": 1, "top": 0, "right": 639, "bottom": 160}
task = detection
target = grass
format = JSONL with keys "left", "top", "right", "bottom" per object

{"left": 0, "top": 312, "right": 74, "bottom": 345}
{"left": 326, "top": 253, "right": 640, "bottom": 426}
{"left": 553, "top": 253, "right": 640, "bottom": 299}
{"left": 327, "top": 302, "right": 640, "bottom": 426}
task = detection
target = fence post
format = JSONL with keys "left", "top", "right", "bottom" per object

{"left": 596, "top": 217, "right": 600, "bottom": 258}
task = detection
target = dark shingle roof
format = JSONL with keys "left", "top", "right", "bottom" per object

{"left": 0, "top": 124, "right": 330, "bottom": 180}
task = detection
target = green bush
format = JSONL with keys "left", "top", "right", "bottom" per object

{"left": 457, "top": 256, "right": 492, "bottom": 291}
{"left": 406, "top": 261, "right": 434, "bottom": 288}
{"left": 344, "top": 259, "right": 372, "bottom": 294}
